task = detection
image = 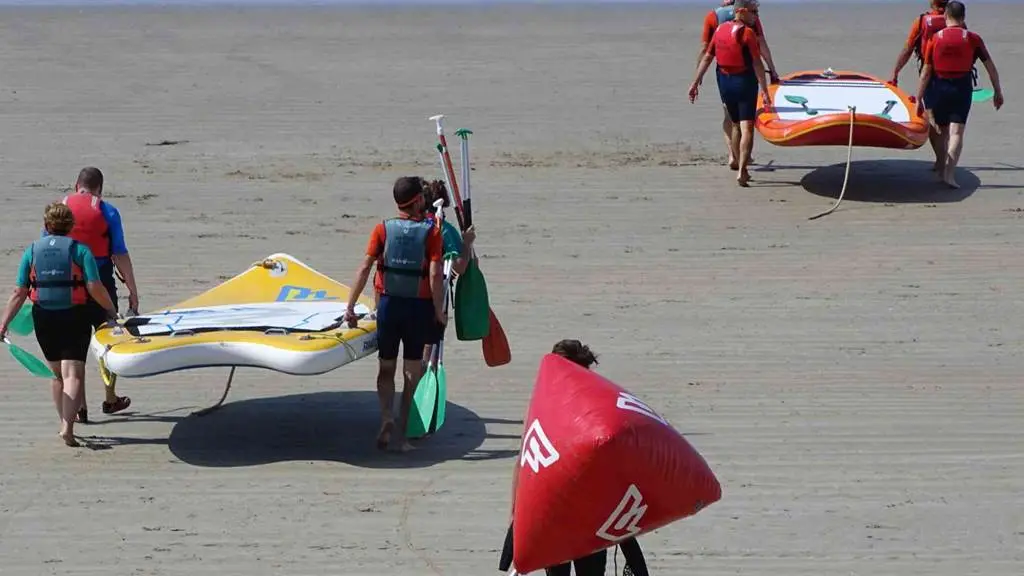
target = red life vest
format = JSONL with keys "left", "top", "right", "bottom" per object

{"left": 63, "top": 192, "right": 111, "bottom": 259}
{"left": 713, "top": 21, "right": 751, "bottom": 74}
{"left": 917, "top": 12, "right": 947, "bottom": 58}
{"left": 931, "top": 27, "right": 976, "bottom": 78}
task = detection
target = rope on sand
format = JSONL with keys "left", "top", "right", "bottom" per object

{"left": 809, "top": 106, "right": 856, "bottom": 220}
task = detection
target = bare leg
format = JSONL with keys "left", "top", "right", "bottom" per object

{"left": 927, "top": 117, "right": 944, "bottom": 172}
{"left": 722, "top": 109, "right": 738, "bottom": 170}
{"left": 737, "top": 120, "right": 754, "bottom": 186}
{"left": 394, "top": 357, "right": 426, "bottom": 452}
{"left": 375, "top": 358, "right": 398, "bottom": 450}
{"left": 59, "top": 360, "right": 85, "bottom": 447}
{"left": 943, "top": 122, "right": 966, "bottom": 189}
{"left": 421, "top": 344, "right": 434, "bottom": 372}
{"left": 49, "top": 361, "right": 63, "bottom": 420}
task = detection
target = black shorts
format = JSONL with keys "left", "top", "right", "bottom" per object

{"left": 927, "top": 75, "right": 973, "bottom": 126}
{"left": 32, "top": 305, "right": 94, "bottom": 363}
{"left": 87, "top": 261, "right": 118, "bottom": 328}
{"left": 376, "top": 294, "right": 434, "bottom": 361}
{"left": 717, "top": 67, "right": 759, "bottom": 123}
{"left": 425, "top": 318, "right": 447, "bottom": 346}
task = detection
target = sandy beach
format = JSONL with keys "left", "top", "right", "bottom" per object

{"left": 1, "top": 2, "right": 1022, "bottom": 574}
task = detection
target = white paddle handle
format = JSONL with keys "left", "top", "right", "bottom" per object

{"left": 430, "top": 114, "right": 446, "bottom": 136}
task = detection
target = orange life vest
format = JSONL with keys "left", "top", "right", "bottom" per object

{"left": 713, "top": 21, "right": 751, "bottom": 74}
{"left": 931, "top": 27, "right": 977, "bottom": 78}
{"left": 64, "top": 192, "right": 111, "bottom": 259}
{"left": 917, "top": 12, "right": 947, "bottom": 58}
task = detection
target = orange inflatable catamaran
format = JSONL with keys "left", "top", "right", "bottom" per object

{"left": 756, "top": 68, "right": 929, "bottom": 149}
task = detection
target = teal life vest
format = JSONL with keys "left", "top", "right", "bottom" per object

{"left": 379, "top": 218, "right": 432, "bottom": 299}
{"left": 29, "top": 235, "right": 88, "bottom": 310}
{"left": 714, "top": 5, "right": 735, "bottom": 25}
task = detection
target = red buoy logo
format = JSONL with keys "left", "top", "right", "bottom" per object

{"left": 596, "top": 484, "right": 648, "bottom": 542}
{"left": 520, "top": 419, "right": 560, "bottom": 474}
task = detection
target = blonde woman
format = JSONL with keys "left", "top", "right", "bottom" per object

{"left": 0, "top": 202, "right": 118, "bottom": 446}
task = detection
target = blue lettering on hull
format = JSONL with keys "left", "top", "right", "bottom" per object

{"left": 276, "top": 285, "right": 341, "bottom": 302}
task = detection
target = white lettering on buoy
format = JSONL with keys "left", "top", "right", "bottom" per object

{"left": 520, "top": 419, "right": 559, "bottom": 473}
{"left": 597, "top": 484, "right": 647, "bottom": 542}
{"left": 615, "top": 392, "right": 669, "bottom": 426}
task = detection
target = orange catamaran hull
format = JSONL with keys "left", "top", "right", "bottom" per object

{"left": 756, "top": 69, "right": 928, "bottom": 150}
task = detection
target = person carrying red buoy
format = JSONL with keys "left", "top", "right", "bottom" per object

{"left": 499, "top": 339, "right": 650, "bottom": 576}
{"left": 914, "top": 0, "right": 1004, "bottom": 189}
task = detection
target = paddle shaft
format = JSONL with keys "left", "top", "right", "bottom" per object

{"left": 430, "top": 115, "right": 469, "bottom": 232}
{"left": 457, "top": 129, "right": 474, "bottom": 229}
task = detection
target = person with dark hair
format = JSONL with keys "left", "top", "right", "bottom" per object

{"left": 421, "top": 178, "right": 476, "bottom": 365}
{"left": 688, "top": 0, "right": 771, "bottom": 187}
{"left": 500, "top": 340, "right": 649, "bottom": 576}
{"left": 57, "top": 166, "right": 137, "bottom": 422}
{"left": 0, "top": 202, "right": 118, "bottom": 446}
{"left": 343, "top": 176, "right": 445, "bottom": 452}
{"left": 915, "top": 0, "right": 1004, "bottom": 188}
{"left": 890, "top": 0, "right": 952, "bottom": 171}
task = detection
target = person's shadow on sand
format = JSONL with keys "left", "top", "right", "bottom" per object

{"left": 164, "top": 391, "right": 515, "bottom": 469}
{"left": 799, "top": 159, "right": 981, "bottom": 203}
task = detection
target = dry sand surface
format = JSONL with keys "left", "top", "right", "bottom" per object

{"left": 1, "top": 2, "right": 1022, "bottom": 574}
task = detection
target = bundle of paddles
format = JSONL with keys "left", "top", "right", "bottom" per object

{"left": 500, "top": 352, "right": 723, "bottom": 575}
{"left": 406, "top": 115, "right": 512, "bottom": 439}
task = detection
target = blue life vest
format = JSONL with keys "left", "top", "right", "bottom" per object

{"left": 379, "top": 218, "right": 432, "bottom": 298}
{"left": 714, "top": 5, "right": 735, "bottom": 25}
{"left": 29, "top": 235, "right": 88, "bottom": 310}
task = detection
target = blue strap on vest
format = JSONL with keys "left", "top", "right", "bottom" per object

{"left": 30, "top": 236, "right": 84, "bottom": 310}
{"left": 380, "top": 218, "right": 432, "bottom": 298}
{"left": 715, "top": 5, "right": 735, "bottom": 25}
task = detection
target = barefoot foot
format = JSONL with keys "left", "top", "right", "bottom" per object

{"left": 59, "top": 432, "right": 79, "bottom": 447}
{"left": 376, "top": 419, "right": 394, "bottom": 451}
{"left": 737, "top": 171, "right": 751, "bottom": 187}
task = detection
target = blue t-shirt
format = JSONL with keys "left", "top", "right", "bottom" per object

{"left": 17, "top": 240, "right": 102, "bottom": 288}
{"left": 40, "top": 198, "right": 128, "bottom": 265}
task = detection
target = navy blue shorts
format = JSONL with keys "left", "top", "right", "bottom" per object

{"left": 716, "top": 68, "right": 759, "bottom": 123}
{"left": 377, "top": 294, "right": 433, "bottom": 361}
{"left": 927, "top": 75, "right": 973, "bottom": 126}
{"left": 87, "top": 261, "right": 118, "bottom": 329}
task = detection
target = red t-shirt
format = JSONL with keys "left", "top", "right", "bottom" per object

{"left": 366, "top": 215, "right": 443, "bottom": 298}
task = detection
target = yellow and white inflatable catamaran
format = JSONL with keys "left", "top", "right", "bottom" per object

{"left": 90, "top": 253, "right": 377, "bottom": 415}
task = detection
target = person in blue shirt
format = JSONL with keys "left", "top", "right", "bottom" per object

{"left": 54, "top": 167, "right": 139, "bottom": 422}
{"left": 421, "top": 178, "right": 476, "bottom": 365}
{"left": 1, "top": 202, "right": 119, "bottom": 446}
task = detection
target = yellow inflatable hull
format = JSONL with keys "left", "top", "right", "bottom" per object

{"left": 90, "top": 253, "right": 377, "bottom": 378}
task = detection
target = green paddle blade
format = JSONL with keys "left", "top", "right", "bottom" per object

{"left": 430, "top": 363, "right": 447, "bottom": 433}
{"left": 4, "top": 339, "right": 55, "bottom": 378}
{"left": 9, "top": 302, "right": 35, "bottom": 336}
{"left": 972, "top": 88, "right": 995, "bottom": 103}
{"left": 407, "top": 366, "right": 438, "bottom": 439}
{"left": 454, "top": 259, "right": 491, "bottom": 341}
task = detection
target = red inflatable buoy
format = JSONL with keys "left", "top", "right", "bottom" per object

{"left": 511, "top": 354, "right": 722, "bottom": 573}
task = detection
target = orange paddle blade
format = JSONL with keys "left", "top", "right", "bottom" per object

{"left": 482, "top": 308, "right": 511, "bottom": 367}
